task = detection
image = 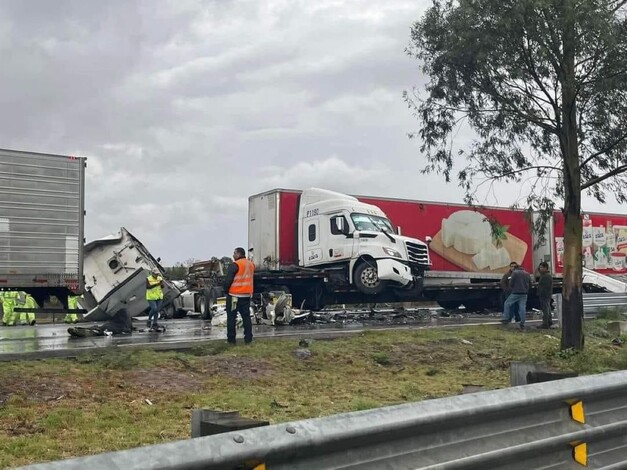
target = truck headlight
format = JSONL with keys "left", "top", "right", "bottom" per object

{"left": 382, "top": 247, "right": 402, "bottom": 258}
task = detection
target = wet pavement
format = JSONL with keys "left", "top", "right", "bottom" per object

{"left": 0, "top": 309, "right": 527, "bottom": 360}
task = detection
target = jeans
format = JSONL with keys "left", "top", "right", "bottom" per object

{"left": 226, "top": 295, "right": 253, "bottom": 344}
{"left": 503, "top": 293, "right": 527, "bottom": 325}
{"left": 147, "top": 299, "right": 162, "bottom": 328}
{"left": 501, "top": 292, "right": 521, "bottom": 322}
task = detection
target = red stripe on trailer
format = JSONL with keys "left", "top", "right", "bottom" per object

{"left": 278, "top": 191, "right": 300, "bottom": 266}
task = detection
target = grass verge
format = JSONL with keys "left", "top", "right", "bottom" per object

{"left": 1, "top": 320, "right": 627, "bottom": 467}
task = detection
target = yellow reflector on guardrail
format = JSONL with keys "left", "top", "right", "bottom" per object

{"left": 572, "top": 442, "right": 587, "bottom": 466}
{"left": 570, "top": 401, "right": 585, "bottom": 424}
{"left": 253, "top": 464, "right": 266, "bottom": 470}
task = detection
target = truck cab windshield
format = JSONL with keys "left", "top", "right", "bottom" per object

{"left": 351, "top": 213, "right": 394, "bottom": 232}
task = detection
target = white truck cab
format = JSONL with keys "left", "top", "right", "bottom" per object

{"left": 298, "top": 188, "right": 431, "bottom": 294}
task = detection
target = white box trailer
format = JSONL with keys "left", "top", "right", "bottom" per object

{"left": 0, "top": 148, "right": 85, "bottom": 307}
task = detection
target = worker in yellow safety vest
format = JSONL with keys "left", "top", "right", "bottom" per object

{"left": 21, "top": 292, "right": 38, "bottom": 326}
{"left": 146, "top": 268, "right": 165, "bottom": 331}
{"left": 16, "top": 292, "right": 36, "bottom": 326}
{"left": 1, "top": 291, "right": 21, "bottom": 326}
{"left": 65, "top": 295, "right": 80, "bottom": 324}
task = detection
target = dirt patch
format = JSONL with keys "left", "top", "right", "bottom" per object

{"left": 199, "top": 356, "right": 273, "bottom": 380}
{"left": 393, "top": 342, "right": 466, "bottom": 365}
{"left": 125, "top": 368, "right": 205, "bottom": 392}
{"left": 0, "top": 373, "right": 84, "bottom": 403}
{"left": 124, "top": 357, "right": 272, "bottom": 391}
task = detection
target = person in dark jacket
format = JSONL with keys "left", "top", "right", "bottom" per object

{"left": 223, "top": 247, "right": 255, "bottom": 344}
{"left": 501, "top": 265, "right": 531, "bottom": 329}
{"left": 536, "top": 262, "right": 554, "bottom": 329}
{"left": 500, "top": 262, "right": 520, "bottom": 322}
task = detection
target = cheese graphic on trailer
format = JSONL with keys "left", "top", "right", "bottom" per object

{"left": 441, "top": 210, "right": 511, "bottom": 270}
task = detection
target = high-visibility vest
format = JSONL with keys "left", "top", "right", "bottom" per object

{"left": 146, "top": 275, "right": 164, "bottom": 300}
{"left": 229, "top": 259, "right": 254, "bottom": 296}
{"left": 25, "top": 295, "right": 38, "bottom": 310}
{"left": 68, "top": 296, "right": 79, "bottom": 309}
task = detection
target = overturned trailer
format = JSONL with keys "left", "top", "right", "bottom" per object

{"left": 81, "top": 227, "right": 184, "bottom": 321}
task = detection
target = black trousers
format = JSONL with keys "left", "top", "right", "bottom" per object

{"left": 540, "top": 296, "right": 553, "bottom": 327}
{"left": 226, "top": 295, "right": 253, "bottom": 343}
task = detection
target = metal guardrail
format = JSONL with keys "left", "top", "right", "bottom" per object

{"left": 553, "top": 292, "right": 627, "bottom": 323}
{"left": 583, "top": 292, "right": 627, "bottom": 314}
{"left": 21, "top": 370, "right": 627, "bottom": 469}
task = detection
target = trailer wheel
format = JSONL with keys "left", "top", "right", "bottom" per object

{"left": 172, "top": 308, "right": 188, "bottom": 319}
{"left": 354, "top": 261, "right": 385, "bottom": 295}
{"left": 200, "top": 287, "right": 224, "bottom": 320}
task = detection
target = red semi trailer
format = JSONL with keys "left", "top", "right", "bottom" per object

{"left": 186, "top": 188, "right": 622, "bottom": 314}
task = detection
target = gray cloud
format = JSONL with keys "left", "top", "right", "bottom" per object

{"left": 0, "top": 0, "right": 616, "bottom": 265}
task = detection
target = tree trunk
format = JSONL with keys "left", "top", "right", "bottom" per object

{"left": 560, "top": 0, "right": 584, "bottom": 350}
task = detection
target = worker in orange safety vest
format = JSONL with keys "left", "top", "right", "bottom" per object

{"left": 223, "top": 247, "right": 254, "bottom": 344}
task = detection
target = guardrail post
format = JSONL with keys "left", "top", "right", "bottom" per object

{"left": 191, "top": 409, "right": 269, "bottom": 438}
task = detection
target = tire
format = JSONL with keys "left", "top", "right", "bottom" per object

{"left": 199, "top": 294, "right": 211, "bottom": 320}
{"left": 200, "top": 287, "right": 224, "bottom": 320}
{"left": 172, "top": 308, "right": 188, "bottom": 319}
{"left": 394, "top": 277, "right": 424, "bottom": 301}
{"left": 354, "top": 261, "right": 385, "bottom": 295}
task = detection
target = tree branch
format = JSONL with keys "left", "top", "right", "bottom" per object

{"left": 581, "top": 164, "right": 627, "bottom": 189}
{"left": 580, "top": 133, "right": 627, "bottom": 168}
{"left": 473, "top": 165, "right": 560, "bottom": 183}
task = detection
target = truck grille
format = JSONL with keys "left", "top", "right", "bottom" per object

{"left": 405, "top": 241, "right": 430, "bottom": 266}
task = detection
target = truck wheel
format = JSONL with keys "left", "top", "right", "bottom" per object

{"left": 172, "top": 308, "right": 188, "bottom": 319}
{"left": 354, "top": 261, "right": 385, "bottom": 295}
{"left": 200, "top": 287, "right": 224, "bottom": 320}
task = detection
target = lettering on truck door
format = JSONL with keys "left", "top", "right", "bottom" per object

{"left": 303, "top": 218, "right": 322, "bottom": 265}
{"left": 326, "top": 215, "right": 352, "bottom": 263}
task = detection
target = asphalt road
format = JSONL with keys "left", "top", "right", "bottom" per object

{"left": 0, "top": 309, "right": 543, "bottom": 361}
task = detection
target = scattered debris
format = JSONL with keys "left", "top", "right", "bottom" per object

{"left": 293, "top": 348, "right": 313, "bottom": 360}
{"left": 298, "top": 338, "right": 313, "bottom": 348}
{"left": 611, "top": 338, "right": 624, "bottom": 347}
{"left": 145, "top": 399, "right": 153, "bottom": 406}
{"left": 461, "top": 339, "right": 473, "bottom": 345}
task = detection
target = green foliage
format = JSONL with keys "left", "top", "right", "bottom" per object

{"left": 372, "top": 352, "right": 392, "bottom": 366}
{"left": 351, "top": 398, "right": 381, "bottom": 411}
{"left": 406, "top": 0, "right": 627, "bottom": 207}
{"left": 189, "top": 341, "right": 231, "bottom": 356}
{"left": 595, "top": 307, "right": 627, "bottom": 320}
{"left": 406, "top": 0, "right": 627, "bottom": 351}
{"left": 164, "top": 263, "right": 187, "bottom": 280}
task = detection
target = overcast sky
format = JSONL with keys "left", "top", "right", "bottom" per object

{"left": 0, "top": 0, "right": 621, "bottom": 265}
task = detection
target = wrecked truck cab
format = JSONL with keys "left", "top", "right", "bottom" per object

{"left": 82, "top": 227, "right": 184, "bottom": 322}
